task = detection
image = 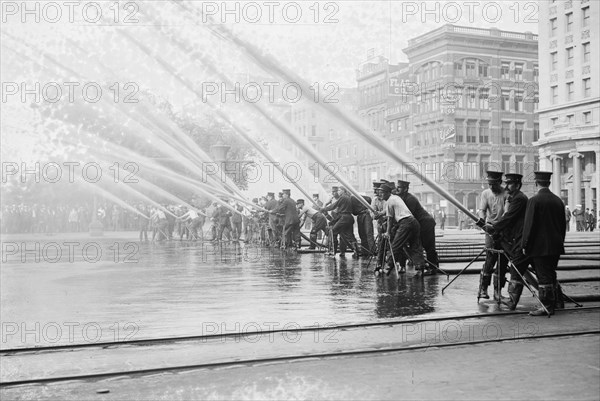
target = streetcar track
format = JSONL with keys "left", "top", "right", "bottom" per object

{"left": 2, "top": 306, "right": 598, "bottom": 356}
{"left": 2, "top": 329, "right": 598, "bottom": 387}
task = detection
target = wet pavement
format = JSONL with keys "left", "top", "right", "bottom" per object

{"left": 1, "top": 230, "right": 598, "bottom": 349}
{"left": 1, "top": 230, "right": 599, "bottom": 400}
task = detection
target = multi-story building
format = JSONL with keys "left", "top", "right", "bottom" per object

{"left": 403, "top": 25, "right": 539, "bottom": 224}
{"left": 352, "top": 57, "right": 404, "bottom": 192}
{"left": 290, "top": 88, "right": 358, "bottom": 189}
{"left": 537, "top": 0, "right": 599, "bottom": 218}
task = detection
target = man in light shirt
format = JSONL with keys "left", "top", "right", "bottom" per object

{"left": 477, "top": 170, "right": 509, "bottom": 300}
{"left": 179, "top": 206, "right": 207, "bottom": 240}
{"left": 380, "top": 183, "right": 426, "bottom": 274}
{"left": 297, "top": 199, "right": 328, "bottom": 249}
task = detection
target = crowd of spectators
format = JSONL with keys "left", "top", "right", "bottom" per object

{"left": 1, "top": 203, "right": 142, "bottom": 234}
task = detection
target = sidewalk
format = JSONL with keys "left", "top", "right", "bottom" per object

{"left": 2, "top": 309, "right": 598, "bottom": 400}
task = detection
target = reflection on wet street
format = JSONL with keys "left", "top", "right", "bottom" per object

{"left": 0, "top": 239, "right": 527, "bottom": 347}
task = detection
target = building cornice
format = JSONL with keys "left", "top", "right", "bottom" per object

{"left": 539, "top": 97, "right": 600, "bottom": 114}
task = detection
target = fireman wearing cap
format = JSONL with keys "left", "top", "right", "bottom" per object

{"left": 477, "top": 171, "right": 509, "bottom": 300}
{"left": 522, "top": 171, "right": 567, "bottom": 316}
{"left": 321, "top": 186, "right": 359, "bottom": 258}
{"left": 483, "top": 173, "right": 531, "bottom": 310}
{"left": 396, "top": 180, "right": 439, "bottom": 275}
{"left": 379, "top": 183, "right": 426, "bottom": 274}
{"left": 272, "top": 189, "right": 300, "bottom": 249}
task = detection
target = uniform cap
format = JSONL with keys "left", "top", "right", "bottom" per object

{"left": 504, "top": 173, "right": 523, "bottom": 183}
{"left": 282, "top": 189, "right": 291, "bottom": 194}
{"left": 267, "top": 192, "right": 274, "bottom": 197}
{"left": 485, "top": 171, "right": 504, "bottom": 182}
{"left": 533, "top": 171, "right": 552, "bottom": 182}
{"left": 312, "top": 194, "right": 319, "bottom": 197}
{"left": 397, "top": 180, "right": 410, "bottom": 189}
{"left": 372, "top": 181, "right": 382, "bottom": 188}
{"left": 380, "top": 183, "right": 395, "bottom": 193}
{"left": 296, "top": 199, "right": 305, "bottom": 204}
{"left": 331, "top": 186, "right": 339, "bottom": 191}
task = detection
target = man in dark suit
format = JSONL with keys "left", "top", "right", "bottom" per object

{"left": 522, "top": 171, "right": 567, "bottom": 316}
{"left": 397, "top": 180, "right": 439, "bottom": 275}
{"left": 272, "top": 189, "right": 301, "bottom": 249}
{"left": 483, "top": 173, "right": 530, "bottom": 309}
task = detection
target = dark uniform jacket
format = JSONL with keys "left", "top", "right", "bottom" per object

{"left": 274, "top": 198, "right": 300, "bottom": 226}
{"left": 350, "top": 196, "right": 369, "bottom": 216}
{"left": 521, "top": 188, "right": 566, "bottom": 256}
{"left": 401, "top": 193, "right": 434, "bottom": 222}
{"left": 493, "top": 190, "right": 528, "bottom": 244}
{"left": 264, "top": 199, "right": 279, "bottom": 224}
{"left": 323, "top": 194, "right": 353, "bottom": 215}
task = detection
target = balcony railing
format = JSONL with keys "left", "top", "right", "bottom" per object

{"left": 408, "top": 25, "right": 537, "bottom": 47}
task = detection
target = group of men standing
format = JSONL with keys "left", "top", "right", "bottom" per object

{"left": 567, "top": 205, "right": 597, "bottom": 232}
{"left": 369, "top": 180, "right": 439, "bottom": 276}
{"left": 477, "top": 170, "right": 567, "bottom": 316}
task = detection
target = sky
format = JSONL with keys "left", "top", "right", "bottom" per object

{"left": 1, "top": 0, "right": 542, "bottom": 197}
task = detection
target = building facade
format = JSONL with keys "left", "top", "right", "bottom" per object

{"left": 403, "top": 25, "right": 539, "bottom": 224}
{"left": 537, "top": 0, "right": 599, "bottom": 219}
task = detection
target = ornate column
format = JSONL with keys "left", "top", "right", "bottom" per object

{"left": 550, "top": 155, "right": 562, "bottom": 195}
{"left": 569, "top": 151, "right": 583, "bottom": 206}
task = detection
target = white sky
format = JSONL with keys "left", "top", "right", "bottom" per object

{"left": 1, "top": 0, "right": 541, "bottom": 166}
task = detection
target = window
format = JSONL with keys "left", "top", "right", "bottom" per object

{"left": 567, "top": 47, "right": 574, "bottom": 67}
{"left": 479, "top": 88, "right": 489, "bottom": 109}
{"left": 465, "top": 90, "right": 477, "bottom": 109}
{"left": 328, "top": 129, "right": 334, "bottom": 139}
{"left": 479, "top": 121, "right": 490, "bottom": 143}
{"left": 551, "top": 117, "right": 558, "bottom": 126}
{"left": 478, "top": 64, "right": 488, "bottom": 78}
{"left": 502, "top": 156, "right": 512, "bottom": 173}
{"left": 551, "top": 52, "right": 557, "bottom": 71}
{"left": 583, "top": 78, "right": 591, "bottom": 97}
{"left": 501, "top": 122, "right": 511, "bottom": 144}
{"left": 534, "top": 96, "right": 539, "bottom": 111}
{"left": 514, "top": 123, "right": 524, "bottom": 145}
{"left": 501, "top": 90, "right": 511, "bottom": 111}
{"left": 480, "top": 155, "right": 491, "bottom": 178}
{"left": 455, "top": 120, "right": 464, "bottom": 142}
{"left": 454, "top": 61, "right": 463, "bottom": 76}
{"left": 583, "top": 42, "right": 590, "bottom": 63}
{"left": 514, "top": 63, "right": 523, "bottom": 80}
{"left": 514, "top": 91, "right": 524, "bottom": 112}
{"left": 551, "top": 86, "right": 558, "bottom": 104}
{"left": 567, "top": 82, "right": 574, "bottom": 101}
{"left": 533, "top": 65, "right": 539, "bottom": 82}
{"left": 533, "top": 123, "right": 539, "bottom": 141}
{"left": 583, "top": 111, "right": 591, "bottom": 124}
{"left": 550, "top": 18, "right": 557, "bottom": 36}
{"left": 566, "top": 12, "right": 573, "bottom": 32}
{"left": 582, "top": 6, "right": 589, "bottom": 27}
{"left": 501, "top": 62, "right": 510, "bottom": 79}
{"left": 466, "top": 61, "right": 476, "bottom": 77}
{"left": 311, "top": 125, "right": 316, "bottom": 136}
{"left": 567, "top": 114, "right": 574, "bottom": 125}
{"left": 466, "top": 121, "right": 477, "bottom": 143}
{"left": 515, "top": 156, "right": 524, "bottom": 175}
